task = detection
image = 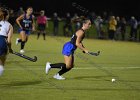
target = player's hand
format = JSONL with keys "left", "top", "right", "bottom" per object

{"left": 20, "top": 26, "right": 23, "bottom": 29}
{"left": 82, "top": 51, "right": 85, "bottom": 53}
{"left": 82, "top": 50, "right": 89, "bottom": 54}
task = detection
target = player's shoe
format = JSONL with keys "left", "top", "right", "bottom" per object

{"left": 16, "top": 38, "right": 19, "bottom": 45}
{"left": 45, "top": 62, "right": 51, "bottom": 74}
{"left": 53, "top": 73, "right": 65, "bottom": 80}
{"left": 20, "top": 49, "right": 25, "bottom": 53}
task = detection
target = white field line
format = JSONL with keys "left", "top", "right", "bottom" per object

{"left": 5, "top": 67, "right": 140, "bottom": 70}
{"left": 74, "top": 67, "right": 140, "bottom": 69}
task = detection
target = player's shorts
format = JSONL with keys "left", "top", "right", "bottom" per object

{"left": 0, "top": 36, "right": 8, "bottom": 56}
{"left": 37, "top": 24, "right": 46, "bottom": 31}
{"left": 62, "top": 41, "right": 77, "bottom": 56}
{"left": 18, "top": 28, "right": 31, "bottom": 35}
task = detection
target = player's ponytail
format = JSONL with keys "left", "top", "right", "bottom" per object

{"left": 0, "top": 8, "right": 9, "bottom": 21}
{"left": 81, "top": 18, "right": 91, "bottom": 24}
{"left": 72, "top": 16, "right": 90, "bottom": 24}
{"left": 72, "top": 16, "right": 85, "bottom": 23}
{"left": 0, "top": 8, "right": 4, "bottom": 21}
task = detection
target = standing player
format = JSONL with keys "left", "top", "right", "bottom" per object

{"left": 0, "top": 8, "right": 13, "bottom": 76}
{"left": 37, "top": 10, "right": 47, "bottom": 40}
{"left": 16, "top": 7, "right": 35, "bottom": 53}
{"left": 45, "top": 18, "right": 91, "bottom": 80}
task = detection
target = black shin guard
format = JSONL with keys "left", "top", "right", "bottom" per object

{"left": 21, "top": 41, "right": 25, "bottom": 49}
{"left": 50, "top": 63, "right": 71, "bottom": 75}
{"left": 58, "top": 66, "right": 71, "bottom": 76}
{"left": 43, "top": 33, "right": 45, "bottom": 40}
{"left": 37, "top": 33, "right": 40, "bottom": 39}
{"left": 50, "top": 63, "right": 65, "bottom": 68}
{"left": 18, "top": 39, "right": 22, "bottom": 43}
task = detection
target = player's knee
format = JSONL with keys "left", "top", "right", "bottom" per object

{"left": 21, "top": 41, "right": 26, "bottom": 44}
{"left": 66, "top": 64, "right": 74, "bottom": 69}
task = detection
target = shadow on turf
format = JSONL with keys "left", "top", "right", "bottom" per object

{"left": 60, "top": 87, "right": 140, "bottom": 91}
{"left": 0, "top": 80, "right": 42, "bottom": 87}
{"left": 7, "top": 60, "right": 32, "bottom": 64}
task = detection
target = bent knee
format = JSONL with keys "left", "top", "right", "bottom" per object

{"left": 66, "top": 64, "right": 74, "bottom": 69}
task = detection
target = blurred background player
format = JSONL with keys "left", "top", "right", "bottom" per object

{"left": 36, "top": 10, "right": 47, "bottom": 40}
{"left": 52, "top": 12, "right": 60, "bottom": 36}
{"left": 45, "top": 18, "right": 92, "bottom": 80}
{"left": 0, "top": 8, "right": 13, "bottom": 76}
{"left": 17, "top": 7, "right": 25, "bottom": 17}
{"left": 72, "top": 13, "right": 81, "bottom": 32}
{"left": 16, "top": 7, "right": 35, "bottom": 53}
{"left": 63, "top": 12, "right": 73, "bottom": 37}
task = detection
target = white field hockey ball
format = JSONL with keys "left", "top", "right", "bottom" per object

{"left": 112, "top": 78, "right": 116, "bottom": 82}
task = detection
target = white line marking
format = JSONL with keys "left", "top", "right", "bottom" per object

{"left": 5, "top": 67, "right": 140, "bottom": 70}
{"left": 73, "top": 67, "right": 140, "bottom": 69}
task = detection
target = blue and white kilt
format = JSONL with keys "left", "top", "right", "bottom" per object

{"left": 62, "top": 41, "right": 77, "bottom": 56}
{"left": 0, "top": 36, "right": 8, "bottom": 56}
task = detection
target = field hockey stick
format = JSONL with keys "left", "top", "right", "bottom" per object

{"left": 83, "top": 51, "right": 100, "bottom": 56}
{"left": 87, "top": 51, "right": 100, "bottom": 56}
{"left": 12, "top": 51, "right": 37, "bottom": 62}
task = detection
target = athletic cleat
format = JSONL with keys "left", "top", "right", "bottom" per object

{"left": 20, "top": 49, "right": 25, "bottom": 53}
{"left": 53, "top": 73, "right": 65, "bottom": 80}
{"left": 16, "top": 38, "right": 19, "bottom": 45}
{"left": 45, "top": 62, "right": 51, "bottom": 74}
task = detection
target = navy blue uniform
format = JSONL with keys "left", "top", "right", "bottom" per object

{"left": 0, "top": 21, "right": 11, "bottom": 56}
{"left": 18, "top": 14, "right": 33, "bottom": 35}
{"left": 0, "top": 36, "right": 8, "bottom": 56}
{"left": 62, "top": 29, "right": 85, "bottom": 56}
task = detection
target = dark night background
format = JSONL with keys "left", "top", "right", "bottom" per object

{"left": 0, "top": 0, "right": 140, "bottom": 19}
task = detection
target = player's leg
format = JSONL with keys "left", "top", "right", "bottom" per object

{"left": 45, "top": 55, "right": 73, "bottom": 80}
{"left": 42, "top": 25, "right": 46, "bottom": 40}
{"left": 16, "top": 29, "right": 22, "bottom": 45}
{"left": 47, "top": 55, "right": 73, "bottom": 74}
{"left": 0, "top": 37, "right": 8, "bottom": 76}
{"left": 37, "top": 24, "right": 41, "bottom": 39}
{"left": 20, "top": 31, "right": 26, "bottom": 53}
{"left": 57, "top": 55, "right": 73, "bottom": 75}
{"left": 43, "top": 31, "right": 46, "bottom": 40}
{"left": 16, "top": 38, "right": 22, "bottom": 45}
{"left": 25, "top": 30, "right": 31, "bottom": 42}
{"left": 45, "top": 62, "right": 66, "bottom": 74}
{"left": 52, "top": 55, "right": 73, "bottom": 80}
{"left": 0, "top": 56, "right": 6, "bottom": 76}
{"left": 37, "top": 31, "right": 41, "bottom": 39}
{"left": 25, "top": 35, "right": 29, "bottom": 42}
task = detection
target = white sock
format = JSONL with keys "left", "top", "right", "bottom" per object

{"left": 0, "top": 65, "right": 4, "bottom": 76}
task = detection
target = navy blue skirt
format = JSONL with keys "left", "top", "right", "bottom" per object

{"left": 18, "top": 28, "right": 31, "bottom": 35}
{"left": 62, "top": 41, "right": 77, "bottom": 56}
{"left": 0, "top": 36, "right": 8, "bottom": 56}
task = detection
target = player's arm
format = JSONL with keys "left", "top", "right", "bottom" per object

{"left": 32, "top": 15, "right": 35, "bottom": 31}
{"left": 7, "top": 25, "right": 13, "bottom": 53}
{"left": 16, "top": 14, "right": 24, "bottom": 29}
{"left": 75, "top": 30, "right": 88, "bottom": 53}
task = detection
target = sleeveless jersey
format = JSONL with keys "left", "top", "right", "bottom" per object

{"left": 0, "top": 21, "right": 11, "bottom": 37}
{"left": 70, "top": 29, "right": 85, "bottom": 46}
{"left": 20, "top": 14, "right": 33, "bottom": 29}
